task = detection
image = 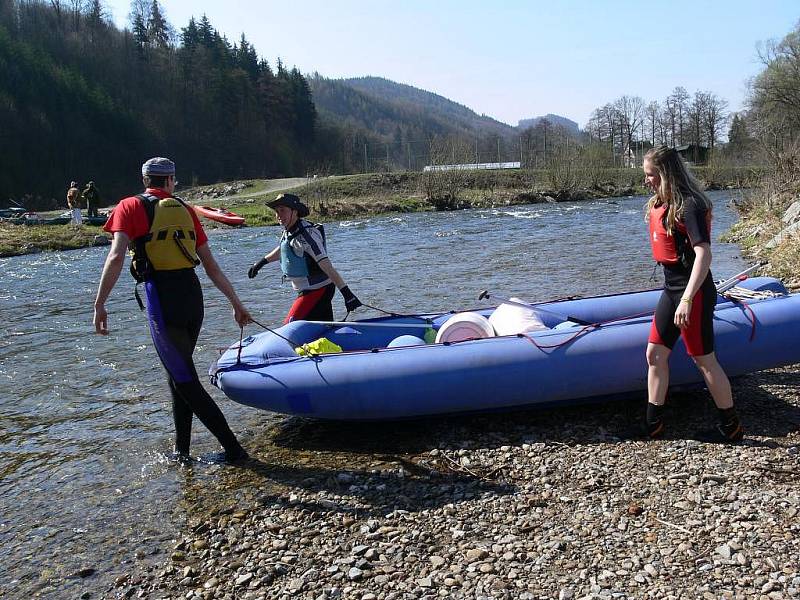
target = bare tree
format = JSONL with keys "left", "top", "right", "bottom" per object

{"left": 50, "top": 0, "right": 65, "bottom": 26}
{"left": 645, "top": 101, "right": 660, "bottom": 146}
{"left": 589, "top": 104, "right": 619, "bottom": 165}
{"left": 68, "top": 0, "right": 84, "bottom": 32}
{"left": 702, "top": 92, "right": 729, "bottom": 151}
{"left": 613, "top": 95, "right": 644, "bottom": 166}
{"left": 669, "top": 87, "right": 690, "bottom": 145}
{"left": 128, "top": 0, "right": 150, "bottom": 25}
{"left": 686, "top": 91, "right": 711, "bottom": 161}
{"left": 662, "top": 94, "right": 678, "bottom": 146}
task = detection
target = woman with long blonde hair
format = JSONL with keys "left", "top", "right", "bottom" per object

{"left": 640, "top": 146, "right": 742, "bottom": 442}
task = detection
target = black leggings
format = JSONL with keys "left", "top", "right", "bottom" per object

{"left": 145, "top": 271, "right": 238, "bottom": 454}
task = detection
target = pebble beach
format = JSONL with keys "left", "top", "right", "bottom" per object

{"left": 105, "top": 364, "right": 800, "bottom": 600}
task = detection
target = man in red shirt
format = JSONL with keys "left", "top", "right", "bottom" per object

{"left": 93, "top": 157, "right": 252, "bottom": 463}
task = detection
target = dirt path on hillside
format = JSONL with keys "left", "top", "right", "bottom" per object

{"left": 234, "top": 177, "right": 311, "bottom": 199}
{"left": 202, "top": 176, "right": 314, "bottom": 204}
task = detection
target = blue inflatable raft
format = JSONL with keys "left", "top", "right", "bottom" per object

{"left": 210, "top": 277, "right": 800, "bottom": 420}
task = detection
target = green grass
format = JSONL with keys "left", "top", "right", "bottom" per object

{"left": 0, "top": 222, "right": 106, "bottom": 257}
{"left": 3, "top": 165, "right": 761, "bottom": 257}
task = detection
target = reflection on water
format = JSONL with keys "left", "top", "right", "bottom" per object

{"left": 0, "top": 192, "right": 745, "bottom": 597}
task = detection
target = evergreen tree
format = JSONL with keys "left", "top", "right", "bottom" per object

{"left": 236, "top": 33, "right": 259, "bottom": 81}
{"left": 290, "top": 67, "right": 316, "bottom": 144}
{"left": 147, "top": 0, "right": 170, "bottom": 49}
{"left": 131, "top": 12, "right": 148, "bottom": 56}
{"left": 197, "top": 14, "right": 214, "bottom": 48}
{"left": 180, "top": 16, "right": 199, "bottom": 50}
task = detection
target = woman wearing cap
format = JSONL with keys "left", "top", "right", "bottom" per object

{"left": 248, "top": 193, "right": 362, "bottom": 323}
{"left": 93, "top": 157, "right": 252, "bottom": 463}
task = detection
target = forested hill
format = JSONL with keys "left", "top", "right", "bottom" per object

{"left": 340, "top": 77, "right": 515, "bottom": 137}
{"left": 0, "top": 1, "right": 318, "bottom": 207}
{"left": 308, "top": 75, "right": 519, "bottom": 172}
{"left": 1, "top": 0, "right": 527, "bottom": 207}
{"left": 310, "top": 75, "right": 516, "bottom": 142}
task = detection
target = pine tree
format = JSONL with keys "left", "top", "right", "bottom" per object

{"left": 132, "top": 12, "right": 148, "bottom": 57}
{"left": 290, "top": 68, "right": 316, "bottom": 144}
{"left": 180, "top": 16, "right": 199, "bottom": 51}
{"left": 236, "top": 33, "right": 259, "bottom": 81}
{"left": 197, "top": 14, "right": 214, "bottom": 48}
{"left": 147, "top": 0, "right": 170, "bottom": 49}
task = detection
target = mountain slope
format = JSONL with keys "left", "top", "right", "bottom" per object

{"left": 309, "top": 75, "right": 517, "bottom": 142}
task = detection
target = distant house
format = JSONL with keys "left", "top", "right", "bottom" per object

{"left": 622, "top": 146, "right": 637, "bottom": 168}
{"left": 620, "top": 141, "right": 654, "bottom": 168}
{"left": 675, "top": 144, "right": 709, "bottom": 165}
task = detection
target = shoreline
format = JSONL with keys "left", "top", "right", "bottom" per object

{"left": 97, "top": 369, "right": 800, "bottom": 599}
{"left": 1, "top": 179, "right": 744, "bottom": 259}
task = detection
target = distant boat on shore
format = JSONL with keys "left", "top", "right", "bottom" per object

{"left": 191, "top": 204, "right": 245, "bottom": 227}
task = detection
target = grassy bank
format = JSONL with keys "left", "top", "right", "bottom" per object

{"left": 182, "top": 165, "right": 759, "bottom": 227}
{"left": 721, "top": 176, "right": 800, "bottom": 289}
{"left": 0, "top": 222, "right": 107, "bottom": 258}
{"left": 1, "top": 166, "right": 759, "bottom": 257}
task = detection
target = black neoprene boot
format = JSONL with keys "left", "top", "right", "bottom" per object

{"left": 714, "top": 407, "right": 744, "bottom": 442}
{"left": 223, "top": 443, "right": 249, "bottom": 463}
{"left": 645, "top": 403, "right": 666, "bottom": 439}
{"left": 694, "top": 407, "right": 744, "bottom": 444}
{"left": 616, "top": 403, "right": 665, "bottom": 441}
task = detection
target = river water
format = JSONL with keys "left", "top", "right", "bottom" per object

{"left": 0, "top": 191, "right": 747, "bottom": 597}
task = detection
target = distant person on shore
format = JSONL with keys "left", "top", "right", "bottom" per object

{"left": 247, "top": 193, "right": 362, "bottom": 323}
{"left": 93, "top": 157, "right": 252, "bottom": 463}
{"left": 66, "top": 181, "right": 82, "bottom": 225}
{"left": 637, "top": 145, "right": 742, "bottom": 443}
{"left": 83, "top": 181, "right": 100, "bottom": 218}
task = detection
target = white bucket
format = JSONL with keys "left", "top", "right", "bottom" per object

{"left": 435, "top": 312, "right": 495, "bottom": 343}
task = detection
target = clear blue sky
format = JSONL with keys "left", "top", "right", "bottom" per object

{"left": 104, "top": 0, "right": 798, "bottom": 128}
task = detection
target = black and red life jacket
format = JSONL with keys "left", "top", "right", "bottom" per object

{"left": 648, "top": 203, "right": 709, "bottom": 269}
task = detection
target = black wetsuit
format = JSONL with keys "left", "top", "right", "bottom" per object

{"left": 145, "top": 269, "right": 240, "bottom": 455}
{"left": 648, "top": 194, "right": 716, "bottom": 356}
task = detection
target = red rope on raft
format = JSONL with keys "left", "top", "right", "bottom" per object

{"left": 724, "top": 297, "right": 757, "bottom": 342}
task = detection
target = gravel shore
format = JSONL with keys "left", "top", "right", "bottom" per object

{"left": 106, "top": 365, "right": 800, "bottom": 600}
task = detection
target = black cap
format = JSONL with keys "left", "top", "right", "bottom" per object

{"left": 267, "top": 193, "right": 309, "bottom": 218}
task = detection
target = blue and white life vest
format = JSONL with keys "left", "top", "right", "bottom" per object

{"left": 279, "top": 221, "right": 327, "bottom": 278}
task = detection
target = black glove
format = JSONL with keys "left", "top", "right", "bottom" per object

{"left": 248, "top": 258, "right": 268, "bottom": 279}
{"left": 340, "top": 286, "right": 362, "bottom": 312}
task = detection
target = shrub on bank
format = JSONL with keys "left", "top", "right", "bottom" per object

{"left": 722, "top": 163, "right": 800, "bottom": 289}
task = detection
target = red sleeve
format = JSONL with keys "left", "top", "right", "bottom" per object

{"left": 189, "top": 207, "right": 208, "bottom": 248}
{"left": 103, "top": 196, "right": 208, "bottom": 247}
{"left": 103, "top": 196, "right": 150, "bottom": 240}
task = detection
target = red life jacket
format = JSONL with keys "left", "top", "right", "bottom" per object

{"left": 648, "top": 204, "right": 688, "bottom": 265}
